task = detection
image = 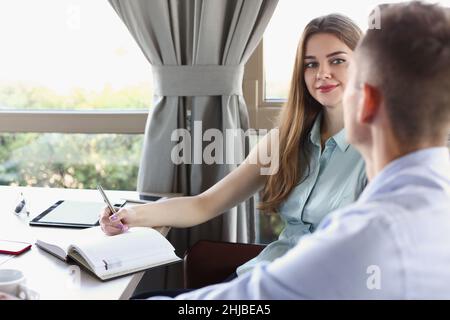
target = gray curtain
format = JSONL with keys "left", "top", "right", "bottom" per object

{"left": 109, "top": 0, "right": 278, "bottom": 288}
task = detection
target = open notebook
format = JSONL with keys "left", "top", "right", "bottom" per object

{"left": 35, "top": 227, "right": 181, "bottom": 281}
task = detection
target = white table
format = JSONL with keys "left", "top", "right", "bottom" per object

{"left": 0, "top": 186, "right": 171, "bottom": 300}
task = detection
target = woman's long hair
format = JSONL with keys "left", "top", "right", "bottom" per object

{"left": 259, "top": 14, "right": 362, "bottom": 214}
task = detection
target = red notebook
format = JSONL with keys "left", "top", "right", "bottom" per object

{"left": 0, "top": 240, "right": 32, "bottom": 255}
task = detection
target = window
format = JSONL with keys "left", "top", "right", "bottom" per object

{"left": 0, "top": 0, "right": 152, "bottom": 111}
{"left": 0, "top": 0, "right": 150, "bottom": 189}
{"left": 0, "top": 133, "right": 143, "bottom": 191}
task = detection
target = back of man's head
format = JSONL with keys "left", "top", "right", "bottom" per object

{"left": 359, "top": 1, "right": 450, "bottom": 145}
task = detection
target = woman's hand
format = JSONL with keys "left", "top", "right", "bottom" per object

{"left": 99, "top": 206, "right": 139, "bottom": 236}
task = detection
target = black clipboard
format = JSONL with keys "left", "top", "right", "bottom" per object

{"left": 29, "top": 200, "right": 126, "bottom": 229}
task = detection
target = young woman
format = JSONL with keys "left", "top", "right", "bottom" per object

{"left": 100, "top": 14, "right": 366, "bottom": 277}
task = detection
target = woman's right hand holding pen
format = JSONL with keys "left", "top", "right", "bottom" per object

{"left": 99, "top": 206, "right": 140, "bottom": 236}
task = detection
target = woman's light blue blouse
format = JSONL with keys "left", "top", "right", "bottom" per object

{"left": 237, "top": 113, "right": 367, "bottom": 276}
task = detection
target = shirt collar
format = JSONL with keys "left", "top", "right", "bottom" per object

{"left": 309, "top": 112, "right": 350, "bottom": 152}
{"left": 309, "top": 113, "right": 322, "bottom": 148}
{"left": 359, "top": 147, "right": 450, "bottom": 202}
{"left": 333, "top": 129, "right": 350, "bottom": 152}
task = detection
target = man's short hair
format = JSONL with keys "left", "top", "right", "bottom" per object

{"left": 359, "top": 1, "right": 450, "bottom": 144}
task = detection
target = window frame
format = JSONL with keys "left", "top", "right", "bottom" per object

{"left": 243, "top": 40, "right": 283, "bottom": 131}
{"left": 0, "top": 110, "right": 148, "bottom": 134}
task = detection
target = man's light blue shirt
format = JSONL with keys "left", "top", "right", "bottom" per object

{"left": 237, "top": 113, "right": 367, "bottom": 275}
{"left": 164, "top": 147, "right": 450, "bottom": 299}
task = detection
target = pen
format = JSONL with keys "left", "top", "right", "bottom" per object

{"left": 97, "top": 185, "right": 117, "bottom": 215}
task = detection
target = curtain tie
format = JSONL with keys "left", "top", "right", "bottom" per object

{"left": 152, "top": 65, "right": 244, "bottom": 96}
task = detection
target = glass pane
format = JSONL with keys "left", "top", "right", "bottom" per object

{"left": 0, "top": 0, "right": 152, "bottom": 111}
{"left": 0, "top": 133, "right": 143, "bottom": 190}
{"left": 264, "top": 0, "right": 450, "bottom": 101}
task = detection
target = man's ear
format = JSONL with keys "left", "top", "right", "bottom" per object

{"left": 359, "top": 83, "right": 381, "bottom": 124}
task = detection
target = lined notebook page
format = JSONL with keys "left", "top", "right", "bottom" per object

{"left": 69, "top": 227, "right": 175, "bottom": 270}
